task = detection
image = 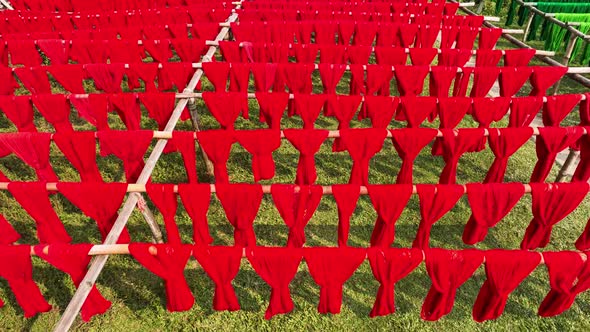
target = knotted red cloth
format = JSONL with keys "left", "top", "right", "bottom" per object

{"left": 54, "top": 131, "right": 103, "bottom": 183}
{"left": 203, "top": 92, "right": 248, "bottom": 129}
{"left": 471, "top": 97, "right": 511, "bottom": 151}
{"left": 202, "top": 62, "right": 229, "bottom": 92}
{"left": 542, "top": 94, "right": 583, "bottom": 127}
{"left": 368, "top": 248, "right": 422, "bottom": 317}
{"left": 432, "top": 98, "right": 472, "bottom": 154}
{"left": 69, "top": 95, "right": 109, "bottom": 131}
{"left": 327, "top": 95, "right": 362, "bottom": 152}
{"left": 0, "top": 245, "right": 51, "bottom": 317}
{"left": 391, "top": 128, "right": 438, "bottom": 184}
{"left": 292, "top": 94, "right": 326, "bottom": 128}
{"left": 109, "top": 93, "right": 141, "bottom": 130}
{"left": 256, "top": 92, "right": 289, "bottom": 129}
{"left": 146, "top": 184, "right": 181, "bottom": 244}
{"left": 32, "top": 94, "right": 74, "bottom": 132}
{"left": 421, "top": 249, "right": 484, "bottom": 321}
{"left": 236, "top": 130, "right": 281, "bottom": 182}
{"left": 168, "top": 132, "right": 198, "bottom": 183}
{"left": 359, "top": 96, "right": 400, "bottom": 129}
{"left": 413, "top": 185, "right": 464, "bottom": 249}
{"left": 521, "top": 183, "right": 589, "bottom": 250}
{"left": 429, "top": 67, "right": 458, "bottom": 97}
{"left": 530, "top": 127, "right": 584, "bottom": 183}
{"left": 499, "top": 67, "right": 532, "bottom": 97}
{"left": 284, "top": 129, "right": 328, "bottom": 185}
{"left": 139, "top": 92, "right": 175, "bottom": 131}
{"left": 9, "top": 182, "right": 71, "bottom": 243}
{"left": 246, "top": 247, "right": 303, "bottom": 319}
{"left": 57, "top": 182, "right": 131, "bottom": 243}
{"left": 436, "top": 128, "right": 485, "bottom": 184}
{"left": 178, "top": 184, "right": 212, "bottom": 245}
{"left": 197, "top": 130, "right": 235, "bottom": 183}
{"left": 271, "top": 185, "right": 323, "bottom": 247}
{"left": 538, "top": 251, "right": 590, "bottom": 317}
{"left": 331, "top": 184, "right": 360, "bottom": 247}
{"left": 394, "top": 65, "right": 429, "bottom": 96}
{"left": 129, "top": 244, "right": 194, "bottom": 312}
{"left": 0, "top": 132, "right": 58, "bottom": 182}
{"left": 529, "top": 66, "right": 568, "bottom": 96}
{"left": 193, "top": 245, "right": 242, "bottom": 311}
{"left": 216, "top": 184, "right": 263, "bottom": 247}
{"left": 84, "top": 63, "right": 125, "bottom": 93}
{"left": 485, "top": 128, "right": 533, "bottom": 183}
{"left": 34, "top": 244, "right": 111, "bottom": 321}
{"left": 340, "top": 128, "right": 387, "bottom": 185}
{"left": 98, "top": 130, "right": 153, "bottom": 183}
{"left": 304, "top": 247, "right": 366, "bottom": 314}
{"left": 368, "top": 184, "right": 413, "bottom": 247}
{"left": 319, "top": 64, "right": 346, "bottom": 94}
{"left": 508, "top": 97, "right": 544, "bottom": 127}
{"left": 0, "top": 96, "right": 36, "bottom": 132}
{"left": 396, "top": 96, "right": 438, "bottom": 128}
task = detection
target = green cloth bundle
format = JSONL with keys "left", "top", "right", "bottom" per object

{"left": 544, "top": 14, "right": 590, "bottom": 55}
{"left": 525, "top": 3, "right": 590, "bottom": 41}
{"left": 506, "top": 0, "right": 587, "bottom": 25}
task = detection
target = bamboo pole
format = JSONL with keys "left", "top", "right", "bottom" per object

{"left": 0, "top": 0, "right": 13, "bottom": 10}
{"left": 51, "top": 2, "right": 244, "bottom": 331}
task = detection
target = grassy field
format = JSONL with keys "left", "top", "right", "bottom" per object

{"left": 0, "top": 4, "right": 590, "bottom": 331}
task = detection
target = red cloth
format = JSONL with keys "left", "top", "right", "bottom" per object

{"left": 292, "top": 94, "right": 326, "bottom": 129}
{"left": 70, "top": 40, "right": 108, "bottom": 64}
{"left": 332, "top": 184, "right": 360, "bottom": 247}
{"left": 504, "top": 49, "right": 536, "bottom": 66}
{"left": 573, "top": 133, "right": 590, "bottom": 183}
{"left": 473, "top": 250, "right": 540, "bottom": 322}
{"left": 531, "top": 127, "right": 584, "bottom": 183}
{"left": 126, "top": 63, "right": 159, "bottom": 92}
{"left": 251, "top": 63, "right": 278, "bottom": 92}
{"left": 69, "top": 95, "right": 109, "bottom": 131}
{"left": 580, "top": 94, "right": 590, "bottom": 125}
{"left": 236, "top": 130, "right": 281, "bottom": 182}
{"left": 391, "top": 128, "right": 438, "bottom": 184}
{"left": 374, "top": 47, "right": 407, "bottom": 65}
{"left": 197, "top": 130, "right": 235, "bottom": 183}
{"left": 440, "top": 26, "right": 459, "bottom": 48}
{"left": 158, "top": 63, "right": 195, "bottom": 92}
{"left": 0, "top": 133, "right": 58, "bottom": 182}
{"left": 475, "top": 49, "right": 503, "bottom": 66}
{"left": 396, "top": 96, "right": 438, "bottom": 128}
{"left": 398, "top": 24, "right": 418, "bottom": 47}
{"left": 508, "top": 97, "right": 544, "bottom": 127}
{"left": 394, "top": 65, "right": 429, "bottom": 96}
{"left": 413, "top": 185, "right": 464, "bottom": 249}
{"left": 246, "top": 247, "right": 303, "bottom": 319}
{"left": 434, "top": 98, "right": 472, "bottom": 153}
{"left": 98, "top": 130, "right": 153, "bottom": 183}
{"left": 346, "top": 45, "right": 372, "bottom": 64}
{"left": 319, "top": 64, "right": 346, "bottom": 94}
{"left": 84, "top": 64, "right": 125, "bottom": 93}
{"left": 328, "top": 95, "right": 362, "bottom": 151}
{"left": 421, "top": 249, "right": 484, "bottom": 321}
{"left": 0, "top": 245, "right": 51, "bottom": 318}
{"left": 167, "top": 132, "right": 198, "bottom": 183}
{"left": 284, "top": 129, "right": 328, "bottom": 185}
{"left": 109, "top": 40, "right": 143, "bottom": 64}
{"left": 0, "top": 96, "right": 36, "bottom": 132}
{"left": 139, "top": 93, "right": 175, "bottom": 131}
{"left": 538, "top": 251, "right": 590, "bottom": 317}
{"left": 37, "top": 39, "right": 69, "bottom": 64}
{"left": 360, "top": 96, "right": 400, "bottom": 129}
{"left": 281, "top": 63, "right": 314, "bottom": 94}
{"left": 147, "top": 185, "right": 181, "bottom": 245}
{"left": 229, "top": 63, "right": 250, "bottom": 93}
{"left": 54, "top": 131, "right": 103, "bottom": 182}
{"left": 368, "top": 184, "right": 413, "bottom": 247}
{"left": 456, "top": 27, "right": 479, "bottom": 50}
{"left": 203, "top": 92, "right": 247, "bottom": 129}
{"left": 409, "top": 48, "right": 438, "bottom": 66}
{"left": 417, "top": 25, "right": 440, "bottom": 48}
{"left": 293, "top": 44, "right": 319, "bottom": 64}
{"left": 485, "top": 128, "right": 533, "bottom": 183}
{"left": 354, "top": 22, "right": 378, "bottom": 46}
{"left": 58, "top": 182, "right": 131, "bottom": 243}
{"left": 129, "top": 244, "right": 194, "bottom": 312}
{"left": 470, "top": 67, "right": 501, "bottom": 97}
{"left": 8, "top": 182, "right": 70, "bottom": 243}
{"left": 542, "top": 94, "right": 583, "bottom": 127}
{"left": 429, "top": 67, "right": 458, "bottom": 97}
{"left": 479, "top": 28, "right": 503, "bottom": 49}
{"left": 341, "top": 128, "right": 387, "bottom": 185}
{"left": 33, "top": 244, "right": 111, "bottom": 321}
{"left": 109, "top": 94, "right": 141, "bottom": 130}
{"left": 436, "top": 128, "right": 485, "bottom": 184}
{"left": 438, "top": 49, "right": 471, "bottom": 67}
{"left": 143, "top": 40, "right": 171, "bottom": 62}
{"left": 178, "top": 184, "right": 212, "bottom": 245}
{"left": 453, "top": 67, "right": 473, "bottom": 97}
{"left": 368, "top": 248, "right": 422, "bottom": 317}
{"left": 256, "top": 92, "right": 288, "bottom": 129}
{"left": 32, "top": 94, "right": 74, "bottom": 132}
{"left": 216, "top": 184, "right": 263, "bottom": 247}
{"left": 521, "top": 183, "right": 589, "bottom": 250}
{"left": 7, "top": 40, "right": 41, "bottom": 66}
{"left": 463, "top": 183, "right": 525, "bottom": 245}
{"left": 0, "top": 66, "right": 18, "bottom": 95}
{"left": 14, "top": 67, "right": 51, "bottom": 94}
{"left": 499, "top": 67, "right": 532, "bottom": 97}
{"left": 47, "top": 65, "right": 86, "bottom": 93}
{"left": 349, "top": 64, "right": 366, "bottom": 96}
{"left": 304, "top": 247, "right": 366, "bottom": 314}
{"left": 219, "top": 41, "right": 246, "bottom": 62}
{"left": 193, "top": 245, "right": 242, "bottom": 311}
{"left": 202, "top": 62, "right": 229, "bottom": 92}
{"left": 314, "top": 22, "right": 337, "bottom": 45}
{"left": 471, "top": 97, "right": 511, "bottom": 151}
{"left": 173, "top": 39, "right": 205, "bottom": 63}
{"left": 366, "top": 65, "right": 393, "bottom": 96}
{"left": 529, "top": 66, "right": 568, "bottom": 96}
{"left": 0, "top": 213, "right": 20, "bottom": 244}
{"left": 271, "top": 185, "right": 322, "bottom": 247}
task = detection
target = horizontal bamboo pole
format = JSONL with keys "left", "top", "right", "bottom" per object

{"left": 516, "top": 0, "right": 590, "bottom": 41}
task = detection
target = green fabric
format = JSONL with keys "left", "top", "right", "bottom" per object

{"left": 508, "top": 0, "right": 588, "bottom": 26}
{"left": 495, "top": 0, "right": 505, "bottom": 15}
{"left": 544, "top": 14, "right": 590, "bottom": 56}
{"left": 578, "top": 23, "right": 590, "bottom": 64}
{"left": 527, "top": 3, "right": 590, "bottom": 41}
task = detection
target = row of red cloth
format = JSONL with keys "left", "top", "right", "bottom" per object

{"left": 8, "top": 0, "right": 214, "bottom": 12}
{"left": 240, "top": 1, "right": 455, "bottom": 15}
{"left": 1, "top": 38, "right": 209, "bottom": 66}
{"left": 0, "top": 63, "right": 196, "bottom": 94}
{"left": 1, "top": 244, "right": 589, "bottom": 322}
{"left": 231, "top": 22, "right": 501, "bottom": 49}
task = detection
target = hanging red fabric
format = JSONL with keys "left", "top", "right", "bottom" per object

{"left": 499, "top": 67, "right": 532, "bottom": 97}
{"left": 396, "top": 96, "right": 438, "bottom": 128}
{"left": 529, "top": 66, "right": 568, "bottom": 96}
{"left": 314, "top": 22, "right": 337, "bottom": 45}
{"left": 32, "top": 94, "right": 74, "bottom": 132}
{"left": 256, "top": 92, "right": 289, "bottom": 129}
{"left": 374, "top": 47, "right": 407, "bottom": 65}
{"left": 413, "top": 185, "right": 464, "bottom": 249}
{"left": 69, "top": 95, "right": 109, "bottom": 131}
{"left": 7, "top": 40, "right": 42, "bottom": 66}
{"left": 109, "top": 93, "right": 141, "bottom": 131}
{"left": 0, "top": 213, "right": 20, "bottom": 244}
{"left": 14, "top": 67, "right": 51, "bottom": 94}
{"left": 542, "top": 94, "right": 583, "bottom": 127}
{"left": 146, "top": 184, "right": 182, "bottom": 245}
{"left": 172, "top": 39, "right": 206, "bottom": 63}
{"left": 109, "top": 40, "right": 144, "bottom": 64}
{"left": 236, "top": 130, "right": 281, "bottom": 182}
{"left": 475, "top": 49, "right": 503, "bottom": 67}
{"left": 54, "top": 131, "right": 103, "bottom": 183}
{"left": 319, "top": 45, "right": 347, "bottom": 64}
{"left": 470, "top": 67, "right": 501, "bottom": 97}
{"left": 0, "top": 66, "right": 18, "bottom": 95}
{"left": 368, "top": 184, "right": 414, "bottom": 247}
{"left": 47, "top": 65, "right": 87, "bottom": 94}
{"left": 504, "top": 49, "right": 536, "bottom": 66}
{"left": 538, "top": 251, "right": 590, "bottom": 317}
{"left": 438, "top": 49, "right": 471, "bottom": 67}
{"left": 0, "top": 245, "right": 51, "bottom": 318}
{"left": 0, "top": 133, "right": 59, "bottom": 182}
{"left": 440, "top": 26, "right": 459, "bottom": 48}
{"left": 349, "top": 64, "right": 366, "bottom": 96}
{"left": 158, "top": 63, "right": 195, "bottom": 92}
{"left": 573, "top": 132, "right": 590, "bottom": 183}
{"left": 508, "top": 97, "right": 544, "bottom": 127}
{"left": 366, "top": 65, "right": 393, "bottom": 96}
{"left": 70, "top": 40, "right": 108, "bottom": 64}
{"left": 346, "top": 45, "right": 372, "bottom": 64}
{"left": 521, "top": 182, "right": 589, "bottom": 250}
{"left": 271, "top": 185, "right": 323, "bottom": 247}
{"left": 391, "top": 128, "right": 439, "bottom": 184}
{"left": 98, "top": 130, "right": 153, "bottom": 183}
{"left": 138, "top": 92, "right": 175, "bottom": 131}
{"left": 193, "top": 245, "right": 242, "bottom": 311}
{"left": 327, "top": 95, "right": 362, "bottom": 151}
{"left": 421, "top": 248, "right": 484, "bottom": 321}
{"left": 293, "top": 44, "right": 319, "bottom": 64}
{"left": 84, "top": 64, "right": 125, "bottom": 93}
{"left": 331, "top": 184, "right": 360, "bottom": 247}
{"left": 433, "top": 98, "right": 472, "bottom": 154}
{"left": 359, "top": 96, "right": 399, "bottom": 129}
{"left": 478, "top": 28, "right": 503, "bottom": 49}
{"left": 473, "top": 250, "right": 540, "bottom": 322}
{"left": 340, "top": 128, "right": 387, "bottom": 185}
{"left": 463, "top": 183, "right": 525, "bottom": 245}
{"left": 531, "top": 127, "right": 584, "bottom": 182}
{"left": 429, "top": 67, "right": 457, "bottom": 97}
{"left": 453, "top": 67, "right": 473, "bottom": 97}
{"left": 142, "top": 40, "right": 172, "bottom": 62}
{"left": 167, "top": 132, "right": 198, "bottom": 183}
{"left": 37, "top": 39, "right": 69, "bottom": 64}
{"left": 471, "top": 97, "right": 511, "bottom": 151}
{"left": 437, "top": 128, "right": 485, "bottom": 184}
{"left": 304, "top": 247, "right": 366, "bottom": 314}
{"left": 33, "top": 244, "right": 111, "bottom": 321}
{"left": 292, "top": 94, "right": 326, "bottom": 129}
{"left": 284, "top": 129, "right": 328, "bottom": 185}
{"left": 178, "top": 184, "right": 212, "bottom": 245}
{"left": 398, "top": 24, "right": 418, "bottom": 47}
{"left": 251, "top": 63, "right": 278, "bottom": 92}
{"left": 197, "top": 130, "right": 235, "bottom": 183}
{"left": 368, "top": 248, "right": 423, "bottom": 317}
{"left": 129, "top": 244, "right": 194, "bottom": 312}
{"left": 319, "top": 64, "right": 346, "bottom": 94}
{"left": 394, "top": 65, "right": 429, "bottom": 96}
{"left": 409, "top": 48, "right": 438, "bottom": 66}
{"left": 229, "top": 63, "right": 250, "bottom": 93}
{"left": 126, "top": 63, "right": 159, "bottom": 92}
{"left": 0, "top": 96, "right": 36, "bottom": 132}
{"left": 456, "top": 27, "right": 479, "bottom": 50}
{"left": 202, "top": 62, "right": 230, "bottom": 92}
{"left": 354, "top": 22, "right": 378, "bottom": 46}
{"left": 484, "top": 128, "right": 533, "bottom": 183}
{"left": 417, "top": 25, "right": 440, "bottom": 48}
{"left": 203, "top": 92, "right": 247, "bottom": 129}
{"left": 215, "top": 184, "right": 263, "bottom": 247}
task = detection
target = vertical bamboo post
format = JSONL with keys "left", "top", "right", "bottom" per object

{"left": 51, "top": 3, "right": 243, "bottom": 331}
{"left": 475, "top": 0, "right": 485, "bottom": 14}
{"left": 523, "top": 12, "right": 535, "bottom": 41}
{"left": 136, "top": 196, "right": 164, "bottom": 243}
{"left": 187, "top": 98, "right": 215, "bottom": 176}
